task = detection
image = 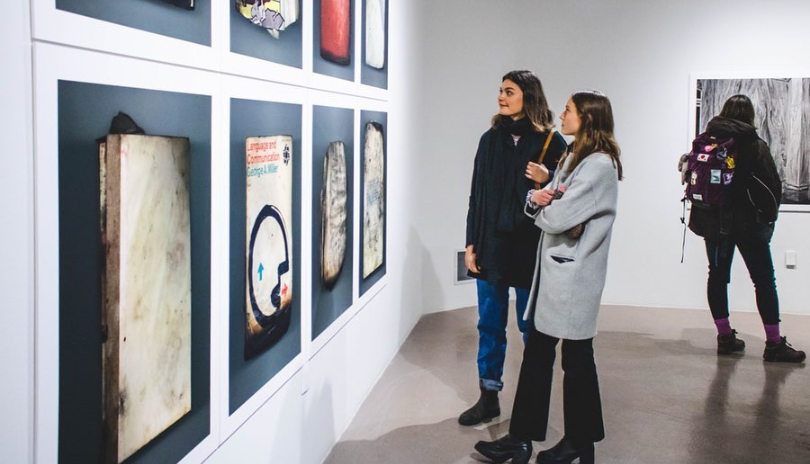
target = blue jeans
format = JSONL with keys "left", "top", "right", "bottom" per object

{"left": 477, "top": 279, "right": 531, "bottom": 391}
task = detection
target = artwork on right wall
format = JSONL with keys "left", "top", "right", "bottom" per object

{"left": 695, "top": 77, "right": 810, "bottom": 205}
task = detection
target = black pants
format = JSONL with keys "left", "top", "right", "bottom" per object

{"left": 509, "top": 327, "right": 605, "bottom": 443}
{"left": 705, "top": 231, "right": 779, "bottom": 325}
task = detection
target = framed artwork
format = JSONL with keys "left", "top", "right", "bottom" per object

{"left": 244, "top": 134, "right": 295, "bottom": 360}
{"left": 230, "top": 0, "right": 303, "bottom": 69}
{"left": 311, "top": 105, "right": 354, "bottom": 340}
{"left": 692, "top": 75, "right": 810, "bottom": 208}
{"left": 313, "top": 0, "right": 354, "bottom": 82}
{"left": 55, "top": 80, "right": 211, "bottom": 464}
{"left": 358, "top": 109, "right": 387, "bottom": 296}
{"left": 228, "top": 97, "right": 302, "bottom": 414}
{"left": 361, "top": 0, "right": 388, "bottom": 89}
{"left": 55, "top": 0, "right": 211, "bottom": 46}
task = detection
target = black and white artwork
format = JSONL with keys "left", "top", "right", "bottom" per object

{"left": 696, "top": 78, "right": 810, "bottom": 204}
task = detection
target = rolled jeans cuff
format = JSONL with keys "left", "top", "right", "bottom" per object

{"left": 480, "top": 378, "right": 504, "bottom": 391}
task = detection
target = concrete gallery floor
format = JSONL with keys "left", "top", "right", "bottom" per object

{"left": 324, "top": 305, "right": 810, "bottom": 464}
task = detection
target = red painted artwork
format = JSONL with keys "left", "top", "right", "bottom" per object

{"left": 320, "top": 0, "right": 351, "bottom": 65}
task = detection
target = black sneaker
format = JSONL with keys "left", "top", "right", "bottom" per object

{"left": 763, "top": 336, "right": 806, "bottom": 363}
{"left": 717, "top": 330, "right": 745, "bottom": 355}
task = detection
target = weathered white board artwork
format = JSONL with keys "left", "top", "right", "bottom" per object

{"left": 245, "top": 135, "right": 294, "bottom": 359}
{"left": 362, "top": 122, "right": 384, "bottom": 278}
{"left": 697, "top": 78, "right": 810, "bottom": 204}
{"left": 99, "top": 134, "right": 192, "bottom": 464}
{"left": 365, "top": 0, "right": 385, "bottom": 69}
{"left": 321, "top": 141, "right": 348, "bottom": 288}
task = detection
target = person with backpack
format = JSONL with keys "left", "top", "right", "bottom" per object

{"left": 474, "top": 90, "right": 622, "bottom": 464}
{"left": 462, "top": 70, "right": 567, "bottom": 426}
{"left": 685, "top": 94, "right": 805, "bottom": 363}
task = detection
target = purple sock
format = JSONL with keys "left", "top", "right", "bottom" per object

{"left": 764, "top": 324, "right": 781, "bottom": 344}
{"left": 714, "top": 318, "right": 732, "bottom": 336}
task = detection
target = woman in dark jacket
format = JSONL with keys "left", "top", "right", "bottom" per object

{"left": 461, "top": 70, "right": 567, "bottom": 426}
{"left": 690, "top": 94, "right": 804, "bottom": 363}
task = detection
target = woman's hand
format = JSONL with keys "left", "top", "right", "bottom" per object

{"left": 465, "top": 245, "right": 480, "bottom": 273}
{"left": 530, "top": 188, "right": 556, "bottom": 207}
{"left": 525, "top": 161, "right": 550, "bottom": 184}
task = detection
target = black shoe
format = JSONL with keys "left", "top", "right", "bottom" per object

{"left": 474, "top": 434, "right": 532, "bottom": 464}
{"left": 763, "top": 337, "right": 806, "bottom": 363}
{"left": 458, "top": 387, "right": 500, "bottom": 426}
{"left": 717, "top": 330, "right": 745, "bottom": 355}
{"left": 536, "top": 436, "right": 594, "bottom": 464}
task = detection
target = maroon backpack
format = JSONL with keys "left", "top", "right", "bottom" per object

{"left": 683, "top": 133, "right": 736, "bottom": 210}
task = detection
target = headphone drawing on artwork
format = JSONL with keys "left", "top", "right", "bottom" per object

{"left": 247, "top": 204, "right": 291, "bottom": 328}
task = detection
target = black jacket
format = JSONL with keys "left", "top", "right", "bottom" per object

{"left": 466, "top": 126, "right": 567, "bottom": 288}
{"left": 688, "top": 117, "right": 782, "bottom": 241}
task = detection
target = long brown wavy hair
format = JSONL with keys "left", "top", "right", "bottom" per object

{"left": 564, "top": 90, "right": 623, "bottom": 180}
{"left": 491, "top": 70, "right": 555, "bottom": 132}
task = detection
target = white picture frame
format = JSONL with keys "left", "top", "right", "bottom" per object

{"left": 689, "top": 72, "right": 810, "bottom": 212}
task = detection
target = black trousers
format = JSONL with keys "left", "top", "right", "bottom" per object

{"left": 705, "top": 232, "right": 780, "bottom": 325}
{"left": 509, "top": 327, "right": 605, "bottom": 443}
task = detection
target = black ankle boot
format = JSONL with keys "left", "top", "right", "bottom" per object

{"left": 717, "top": 329, "right": 745, "bottom": 355}
{"left": 764, "top": 336, "right": 806, "bottom": 363}
{"left": 458, "top": 387, "right": 500, "bottom": 426}
{"left": 536, "top": 436, "right": 594, "bottom": 464}
{"left": 474, "top": 434, "right": 532, "bottom": 464}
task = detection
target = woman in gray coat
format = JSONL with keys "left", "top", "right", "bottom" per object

{"left": 475, "top": 91, "right": 623, "bottom": 464}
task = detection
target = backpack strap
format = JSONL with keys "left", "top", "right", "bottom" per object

{"left": 680, "top": 196, "right": 688, "bottom": 263}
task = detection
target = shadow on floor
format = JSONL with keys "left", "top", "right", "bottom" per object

{"left": 327, "top": 307, "right": 810, "bottom": 464}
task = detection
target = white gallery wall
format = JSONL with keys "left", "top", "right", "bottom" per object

{"left": 0, "top": 1, "right": 423, "bottom": 464}
{"left": 414, "top": 0, "right": 810, "bottom": 317}
{"left": 0, "top": 1, "right": 34, "bottom": 463}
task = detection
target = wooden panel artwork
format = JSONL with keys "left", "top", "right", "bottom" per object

{"left": 99, "top": 134, "right": 192, "bottom": 463}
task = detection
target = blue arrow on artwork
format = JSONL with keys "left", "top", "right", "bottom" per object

{"left": 258, "top": 263, "right": 265, "bottom": 281}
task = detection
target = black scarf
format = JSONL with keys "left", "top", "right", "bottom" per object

{"left": 491, "top": 117, "right": 533, "bottom": 234}
{"left": 498, "top": 115, "right": 533, "bottom": 137}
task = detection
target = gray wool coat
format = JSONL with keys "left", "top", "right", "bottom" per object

{"left": 522, "top": 152, "right": 619, "bottom": 340}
